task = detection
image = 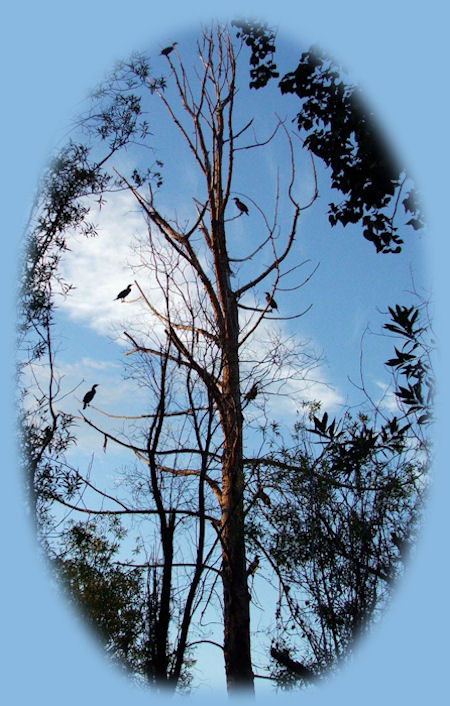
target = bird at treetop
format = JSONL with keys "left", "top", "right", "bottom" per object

{"left": 83, "top": 384, "right": 98, "bottom": 409}
{"left": 160, "top": 42, "right": 178, "bottom": 56}
{"left": 247, "top": 555, "right": 260, "bottom": 577}
{"left": 265, "top": 292, "right": 278, "bottom": 310}
{"left": 233, "top": 197, "right": 249, "bottom": 215}
{"left": 244, "top": 383, "right": 258, "bottom": 402}
{"left": 114, "top": 284, "right": 133, "bottom": 301}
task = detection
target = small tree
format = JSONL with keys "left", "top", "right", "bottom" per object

{"left": 258, "top": 298, "right": 432, "bottom": 685}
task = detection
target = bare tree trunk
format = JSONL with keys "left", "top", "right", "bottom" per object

{"left": 146, "top": 355, "right": 176, "bottom": 688}
{"left": 154, "top": 510, "right": 175, "bottom": 684}
{"left": 220, "top": 358, "right": 254, "bottom": 692}
{"left": 214, "top": 204, "right": 254, "bottom": 691}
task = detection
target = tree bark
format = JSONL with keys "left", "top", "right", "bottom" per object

{"left": 213, "top": 197, "right": 254, "bottom": 691}
{"left": 220, "top": 311, "right": 253, "bottom": 692}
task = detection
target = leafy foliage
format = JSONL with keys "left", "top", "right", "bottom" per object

{"left": 232, "top": 19, "right": 279, "bottom": 88}
{"left": 54, "top": 519, "right": 144, "bottom": 666}
{"left": 234, "top": 21, "right": 424, "bottom": 253}
{"left": 20, "top": 143, "right": 109, "bottom": 337}
{"left": 384, "top": 303, "right": 434, "bottom": 425}
{"left": 244, "top": 301, "right": 431, "bottom": 685}
{"left": 52, "top": 518, "right": 194, "bottom": 690}
{"left": 279, "top": 48, "right": 423, "bottom": 253}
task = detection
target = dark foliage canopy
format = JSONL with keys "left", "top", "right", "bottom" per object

{"left": 232, "top": 20, "right": 424, "bottom": 254}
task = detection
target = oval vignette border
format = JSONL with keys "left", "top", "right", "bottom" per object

{"left": 3, "top": 2, "right": 449, "bottom": 706}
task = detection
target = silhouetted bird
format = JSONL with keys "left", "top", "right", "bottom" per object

{"left": 256, "top": 487, "right": 271, "bottom": 507}
{"left": 244, "top": 383, "right": 258, "bottom": 402}
{"left": 247, "top": 554, "right": 259, "bottom": 577}
{"left": 391, "top": 531, "right": 411, "bottom": 558}
{"left": 265, "top": 292, "right": 278, "bottom": 310}
{"left": 270, "top": 647, "right": 315, "bottom": 682}
{"left": 83, "top": 384, "right": 98, "bottom": 409}
{"left": 160, "top": 42, "right": 178, "bottom": 56}
{"left": 233, "top": 197, "right": 249, "bottom": 215}
{"left": 115, "top": 284, "right": 132, "bottom": 301}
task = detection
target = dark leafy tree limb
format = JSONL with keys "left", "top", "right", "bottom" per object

{"left": 233, "top": 20, "right": 424, "bottom": 253}
{"left": 232, "top": 19, "right": 279, "bottom": 89}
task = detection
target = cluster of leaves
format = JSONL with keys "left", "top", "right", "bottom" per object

{"left": 244, "top": 301, "right": 431, "bottom": 685}
{"left": 89, "top": 68, "right": 162, "bottom": 146}
{"left": 20, "top": 142, "right": 110, "bottom": 338}
{"left": 19, "top": 406, "right": 76, "bottom": 532}
{"left": 384, "top": 303, "right": 434, "bottom": 426}
{"left": 17, "top": 140, "right": 112, "bottom": 527}
{"left": 311, "top": 410, "right": 411, "bottom": 463}
{"left": 251, "top": 414, "right": 424, "bottom": 682}
{"left": 52, "top": 519, "right": 146, "bottom": 670}
{"left": 51, "top": 518, "right": 194, "bottom": 690}
{"left": 20, "top": 54, "right": 166, "bottom": 348}
{"left": 87, "top": 55, "right": 166, "bottom": 183}
{"left": 18, "top": 54, "right": 169, "bottom": 525}
{"left": 232, "top": 19, "right": 279, "bottom": 88}
{"left": 269, "top": 643, "right": 316, "bottom": 689}
{"left": 233, "top": 21, "right": 424, "bottom": 253}
{"left": 279, "top": 48, "right": 423, "bottom": 253}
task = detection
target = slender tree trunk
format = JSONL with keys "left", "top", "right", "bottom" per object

{"left": 213, "top": 204, "right": 254, "bottom": 692}
{"left": 154, "top": 510, "right": 175, "bottom": 684}
{"left": 220, "top": 363, "right": 254, "bottom": 693}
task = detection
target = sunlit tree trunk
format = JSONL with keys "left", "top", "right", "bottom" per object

{"left": 210, "top": 93, "right": 254, "bottom": 689}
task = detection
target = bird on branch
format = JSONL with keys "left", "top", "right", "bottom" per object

{"left": 114, "top": 284, "right": 132, "bottom": 302}
{"left": 160, "top": 42, "right": 178, "bottom": 56}
{"left": 265, "top": 292, "right": 278, "bottom": 310}
{"left": 247, "top": 554, "right": 260, "bottom": 577}
{"left": 270, "top": 647, "right": 316, "bottom": 682}
{"left": 233, "top": 197, "right": 249, "bottom": 215}
{"left": 256, "top": 487, "right": 272, "bottom": 507}
{"left": 83, "top": 384, "right": 98, "bottom": 410}
{"left": 244, "top": 383, "right": 258, "bottom": 402}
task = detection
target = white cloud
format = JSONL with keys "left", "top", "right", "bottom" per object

{"left": 55, "top": 187, "right": 345, "bottom": 434}
{"left": 375, "top": 380, "right": 402, "bottom": 414}
{"left": 59, "top": 190, "right": 152, "bottom": 338}
{"left": 238, "top": 311, "right": 344, "bottom": 422}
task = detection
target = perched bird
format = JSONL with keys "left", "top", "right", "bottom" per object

{"left": 391, "top": 531, "right": 411, "bottom": 558}
{"left": 255, "top": 487, "right": 271, "bottom": 507}
{"left": 114, "top": 284, "right": 133, "bottom": 302}
{"left": 160, "top": 42, "right": 178, "bottom": 56}
{"left": 244, "top": 383, "right": 258, "bottom": 403}
{"left": 247, "top": 554, "right": 260, "bottom": 577}
{"left": 83, "top": 384, "right": 98, "bottom": 409}
{"left": 270, "top": 647, "right": 316, "bottom": 682}
{"left": 265, "top": 292, "right": 278, "bottom": 310}
{"left": 233, "top": 197, "right": 249, "bottom": 215}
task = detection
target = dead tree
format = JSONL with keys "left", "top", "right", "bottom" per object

{"left": 107, "top": 25, "right": 312, "bottom": 692}
{"left": 22, "top": 23, "right": 318, "bottom": 694}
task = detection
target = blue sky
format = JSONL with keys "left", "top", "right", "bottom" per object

{"left": 3, "top": 1, "right": 450, "bottom": 705}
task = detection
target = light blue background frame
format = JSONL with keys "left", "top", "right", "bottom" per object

{"left": 2, "top": 1, "right": 448, "bottom": 704}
